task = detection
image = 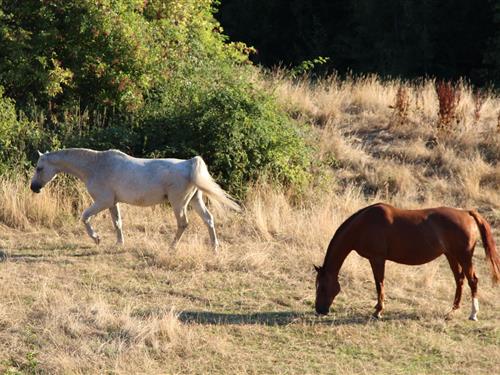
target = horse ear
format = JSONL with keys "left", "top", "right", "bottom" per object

{"left": 314, "top": 265, "right": 321, "bottom": 273}
{"left": 37, "top": 150, "right": 43, "bottom": 157}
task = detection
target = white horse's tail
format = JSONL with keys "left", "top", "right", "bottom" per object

{"left": 190, "top": 156, "right": 241, "bottom": 212}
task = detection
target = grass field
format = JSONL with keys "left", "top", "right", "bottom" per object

{"left": 1, "top": 74, "right": 499, "bottom": 374}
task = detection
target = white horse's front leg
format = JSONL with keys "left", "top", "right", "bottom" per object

{"left": 109, "top": 204, "right": 124, "bottom": 245}
{"left": 82, "top": 202, "right": 109, "bottom": 245}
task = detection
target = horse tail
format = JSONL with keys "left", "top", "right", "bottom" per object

{"left": 469, "top": 210, "right": 500, "bottom": 284}
{"left": 190, "top": 156, "right": 241, "bottom": 212}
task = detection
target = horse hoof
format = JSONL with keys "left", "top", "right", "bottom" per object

{"left": 372, "top": 313, "right": 382, "bottom": 320}
{"left": 445, "top": 309, "right": 457, "bottom": 320}
{"left": 94, "top": 236, "right": 101, "bottom": 245}
{"left": 469, "top": 316, "right": 478, "bottom": 321}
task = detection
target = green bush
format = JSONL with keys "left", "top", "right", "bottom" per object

{"left": 141, "top": 74, "right": 311, "bottom": 196}
{"left": 0, "top": 87, "right": 44, "bottom": 173}
{"left": 0, "top": 0, "right": 313, "bottom": 195}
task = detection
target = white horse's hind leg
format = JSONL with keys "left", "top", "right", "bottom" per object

{"left": 82, "top": 202, "right": 109, "bottom": 245}
{"left": 109, "top": 204, "right": 124, "bottom": 245}
{"left": 170, "top": 206, "right": 188, "bottom": 249}
{"left": 168, "top": 187, "right": 197, "bottom": 250}
{"left": 191, "top": 190, "right": 219, "bottom": 251}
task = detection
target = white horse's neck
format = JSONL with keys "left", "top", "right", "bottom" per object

{"left": 48, "top": 149, "right": 99, "bottom": 182}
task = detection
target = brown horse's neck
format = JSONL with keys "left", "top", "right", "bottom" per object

{"left": 322, "top": 204, "right": 380, "bottom": 278}
{"left": 322, "top": 236, "right": 352, "bottom": 278}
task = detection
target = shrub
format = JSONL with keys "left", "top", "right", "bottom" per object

{"left": 390, "top": 85, "right": 410, "bottom": 126}
{"left": 0, "top": 87, "right": 44, "bottom": 173}
{"left": 435, "top": 81, "right": 461, "bottom": 130}
{"left": 0, "top": 1, "right": 313, "bottom": 195}
{"left": 72, "top": 62, "right": 313, "bottom": 197}
{"left": 143, "top": 82, "right": 311, "bottom": 196}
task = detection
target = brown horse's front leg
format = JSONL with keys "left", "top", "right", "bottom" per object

{"left": 369, "top": 258, "right": 386, "bottom": 319}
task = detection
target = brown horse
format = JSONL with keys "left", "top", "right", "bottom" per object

{"left": 314, "top": 203, "right": 500, "bottom": 320}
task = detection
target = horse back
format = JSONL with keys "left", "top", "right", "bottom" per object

{"left": 351, "top": 204, "right": 479, "bottom": 264}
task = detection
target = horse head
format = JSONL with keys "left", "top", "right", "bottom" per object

{"left": 30, "top": 151, "right": 57, "bottom": 193}
{"left": 314, "top": 265, "right": 341, "bottom": 315}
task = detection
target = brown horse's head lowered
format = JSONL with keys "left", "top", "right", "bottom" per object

{"left": 315, "top": 203, "right": 500, "bottom": 320}
{"left": 314, "top": 265, "right": 340, "bottom": 315}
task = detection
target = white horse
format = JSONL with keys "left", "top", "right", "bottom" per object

{"left": 30, "top": 148, "right": 240, "bottom": 251}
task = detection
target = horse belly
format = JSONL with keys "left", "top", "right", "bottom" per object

{"left": 383, "top": 217, "right": 445, "bottom": 265}
{"left": 116, "top": 188, "right": 166, "bottom": 206}
{"left": 386, "top": 242, "right": 443, "bottom": 265}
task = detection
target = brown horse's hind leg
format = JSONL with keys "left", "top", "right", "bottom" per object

{"left": 462, "top": 261, "right": 479, "bottom": 321}
{"left": 445, "top": 254, "right": 464, "bottom": 319}
{"left": 369, "top": 258, "right": 386, "bottom": 319}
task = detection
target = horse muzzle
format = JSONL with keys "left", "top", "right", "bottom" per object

{"left": 30, "top": 182, "right": 42, "bottom": 193}
{"left": 315, "top": 306, "right": 330, "bottom": 316}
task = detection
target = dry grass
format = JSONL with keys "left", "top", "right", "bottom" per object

{"left": 1, "top": 73, "right": 499, "bottom": 374}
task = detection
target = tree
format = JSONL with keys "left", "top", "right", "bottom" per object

{"left": 0, "top": 0, "right": 313, "bottom": 194}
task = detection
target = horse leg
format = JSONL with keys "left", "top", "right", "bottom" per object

{"left": 109, "top": 204, "right": 124, "bottom": 245}
{"left": 369, "top": 258, "right": 386, "bottom": 319}
{"left": 170, "top": 205, "right": 189, "bottom": 250}
{"left": 82, "top": 202, "right": 110, "bottom": 245}
{"left": 462, "top": 260, "right": 479, "bottom": 321}
{"left": 444, "top": 254, "right": 464, "bottom": 319}
{"left": 191, "top": 190, "right": 219, "bottom": 252}
{"left": 168, "top": 188, "right": 197, "bottom": 250}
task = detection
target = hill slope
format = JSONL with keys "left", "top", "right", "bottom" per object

{"left": 0, "top": 74, "right": 499, "bottom": 374}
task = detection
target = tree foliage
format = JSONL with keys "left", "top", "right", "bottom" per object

{"left": 218, "top": 0, "right": 498, "bottom": 87}
{"left": 0, "top": 0, "right": 312, "bottom": 195}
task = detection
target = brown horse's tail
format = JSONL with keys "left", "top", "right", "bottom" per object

{"left": 469, "top": 210, "right": 500, "bottom": 284}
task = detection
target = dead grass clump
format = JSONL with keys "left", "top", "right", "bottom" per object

{"left": 390, "top": 85, "right": 410, "bottom": 126}
{"left": 23, "top": 286, "right": 198, "bottom": 372}
{"left": 473, "top": 89, "right": 487, "bottom": 123}
{"left": 435, "top": 81, "right": 461, "bottom": 131}
{"left": 0, "top": 176, "right": 87, "bottom": 229}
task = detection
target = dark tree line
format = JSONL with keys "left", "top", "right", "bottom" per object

{"left": 217, "top": 0, "right": 500, "bottom": 86}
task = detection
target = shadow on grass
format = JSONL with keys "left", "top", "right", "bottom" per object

{"left": 5, "top": 246, "right": 127, "bottom": 262}
{"left": 178, "top": 310, "right": 423, "bottom": 326}
{"left": 6, "top": 252, "right": 92, "bottom": 264}
{"left": 179, "top": 310, "right": 305, "bottom": 326}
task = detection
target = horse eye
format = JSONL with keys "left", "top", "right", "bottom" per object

{"left": 36, "top": 167, "right": 43, "bottom": 172}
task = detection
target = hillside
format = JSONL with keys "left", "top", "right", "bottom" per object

{"left": 0, "top": 74, "right": 499, "bottom": 374}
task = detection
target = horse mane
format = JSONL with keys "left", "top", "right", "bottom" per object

{"left": 105, "top": 149, "right": 129, "bottom": 157}
{"left": 323, "top": 202, "right": 384, "bottom": 267}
